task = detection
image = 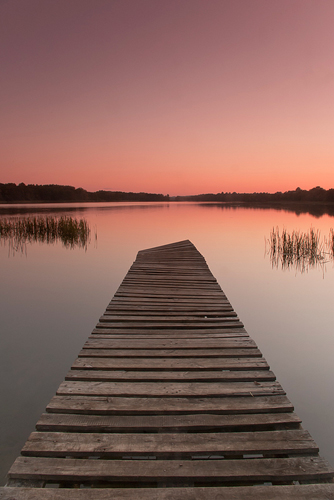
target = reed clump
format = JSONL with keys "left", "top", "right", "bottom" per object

{"left": 0, "top": 215, "right": 91, "bottom": 252}
{"left": 268, "top": 227, "right": 334, "bottom": 272}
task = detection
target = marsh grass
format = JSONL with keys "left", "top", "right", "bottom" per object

{"left": 0, "top": 215, "right": 91, "bottom": 253}
{"left": 267, "top": 227, "right": 334, "bottom": 273}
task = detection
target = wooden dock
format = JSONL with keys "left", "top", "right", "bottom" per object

{"left": 1, "top": 240, "right": 334, "bottom": 499}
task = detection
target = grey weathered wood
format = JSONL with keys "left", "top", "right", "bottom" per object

{"left": 111, "top": 295, "right": 229, "bottom": 302}
{"left": 36, "top": 412, "right": 302, "bottom": 432}
{"left": 116, "top": 287, "right": 224, "bottom": 293}
{"left": 78, "top": 347, "right": 260, "bottom": 358}
{"left": 91, "top": 328, "right": 248, "bottom": 336}
{"left": 100, "top": 313, "right": 238, "bottom": 321}
{"left": 82, "top": 338, "right": 256, "bottom": 349}
{"left": 22, "top": 430, "right": 318, "bottom": 457}
{"left": 106, "top": 303, "right": 234, "bottom": 309}
{"left": 90, "top": 331, "right": 249, "bottom": 338}
{"left": 72, "top": 356, "right": 269, "bottom": 370}
{"left": 95, "top": 321, "right": 244, "bottom": 329}
{"left": 1, "top": 484, "right": 334, "bottom": 499}
{"left": 56, "top": 380, "right": 284, "bottom": 397}
{"left": 46, "top": 395, "right": 294, "bottom": 415}
{"left": 8, "top": 456, "right": 334, "bottom": 483}
{"left": 65, "top": 369, "right": 275, "bottom": 382}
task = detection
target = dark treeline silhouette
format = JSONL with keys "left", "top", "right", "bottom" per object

{"left": 0, "top": 183, "right": 169, "bottom": 203}
{"left": 174, "top": 186, "right": 334, "bottom": 204}
{"left": 2, "top": 184, "right": 334, "bottom": 206}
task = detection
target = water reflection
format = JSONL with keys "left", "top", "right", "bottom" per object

{"left": 0, "top": 215, "right": 91, "bottom": 253}
{"left": 266, "top": 227, "right": 334, "bottom": 273}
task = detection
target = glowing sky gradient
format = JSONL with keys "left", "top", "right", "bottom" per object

{"left": 1, "top": 0, "right": 333, "bottom": 195}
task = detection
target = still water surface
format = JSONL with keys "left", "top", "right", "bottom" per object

{"left": 1, "top": 202, "right": 334, "bottom": 484}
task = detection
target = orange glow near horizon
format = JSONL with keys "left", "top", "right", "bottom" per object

{"left": 1, "top": 1, "right": 333, "bottom": 196}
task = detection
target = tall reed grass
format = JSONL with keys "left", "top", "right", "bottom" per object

{"left": 0, "top": 215, "right": 91, "bottom": 253}
{"left": 267, "top": 227, "right": 334, "bottom": 272}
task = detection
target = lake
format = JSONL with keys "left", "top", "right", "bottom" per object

{"left": 1, "top": 201, "right": 334, "bottom": 484}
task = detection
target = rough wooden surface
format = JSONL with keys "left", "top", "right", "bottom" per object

{"left": 5, "top": 240, "right": 334, "bottom": 497}
{"left": 1, "top": 484, "right": 334, "bottom": 499}
{"left": 46, "top": 394, "right": 295, "bottom": 414}
{"left": 8, "top": 456, "right": 334, "bottom": 482}
{"left": 21, "top": 429, "right": 318, "bottom": 457}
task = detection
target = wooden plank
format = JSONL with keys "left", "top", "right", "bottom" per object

{"left": 110, "top": 297, "right": 231, "bottom": 303}
{"left": 22, "top": 430, "right": 318, "bottom": 457}
{"left": 65, "top": 369, "right": 276, "bottom": 382}
{"left": 56, "top": 380, "right": 284, "bottom": 397}
{"left": 100, "top": 313, "right": 239, "bottom": 320}
{"left": 116, "top": 286, "right": 224, "bottom": 293}
{"left": 114, "top": 293, "right": 228, "bottom": 299}
{"left": 91, "top": 328, "right": 248, "bottom": 336}
{"left": 117, "top": 280, "right": 222, "bottom": 287}
{"left": 36, "top": 412, "right": 302, "bottom": 433}
{"left": 105, "top": 306, "right": 235, "bottom": 313}
{"left": 121, "top": 279, "right": 219, "bottom": 285}
{"left": 90, "top": 331, "right": 250, "bottom": 338}
{"left": 95, "top": 321, "right": 244, "bottom": 329}
{"left": 123, "top": 275, "right": 215, "bottom": 278}
{"left": 72, "top": 356, "right": 269, "bottom": 370}
{"left": 78, "top": 348, "right": 260, "bottom": 358}
{"left": 8, "top": 456, "right": 334, "bottom": 483}
{"left": 2, "top": 484, "right": 334, "bottom": 500}
{"left": 46, "top": 395, "right": 294, "bottom": 415}
{"left": 82, "top": 339, "right": 256, "bottom": 349}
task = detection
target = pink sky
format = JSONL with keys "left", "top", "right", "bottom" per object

{"left": 1, "top": 0, "right": 333, "bottom": 196}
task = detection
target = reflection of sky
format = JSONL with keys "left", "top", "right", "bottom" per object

{"left": 1, "top": 203, "right": 334, "bottom": 483}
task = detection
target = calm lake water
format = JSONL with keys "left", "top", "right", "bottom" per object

{"left": 1, "top": 202, "right": 334, "bottom": 484}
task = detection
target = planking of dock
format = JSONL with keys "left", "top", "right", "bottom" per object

{"left": 1, "top": 240, "right": 334, "bottom": 499}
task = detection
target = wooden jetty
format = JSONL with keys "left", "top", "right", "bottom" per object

{"left": 1, "top": 240, "right": 334, "bottom": 499}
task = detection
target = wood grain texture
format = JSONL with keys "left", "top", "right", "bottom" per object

{"left": 56, "top": 380, "right": 284, "bottom": 397}
{"left": 1, "top": 485, "right": 334, "bottom": 499}
{"left": 22, "top": 430, "right": 318, "bottom": 457}
{"left": 72, "top": 356, "right": 269, "bottom": 370}
{"left": 65, "top": 369, "right": 275, "bottom": 382}
{"left": 46, "top": 395, "right": 294, "bottom": 414}
{"left": 9, "top": 456, "right": 334, "bottom": 482}
{"left": 36, "top": 412, "right": 302, "bottom": 432}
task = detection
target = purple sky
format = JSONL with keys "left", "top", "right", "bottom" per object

{"left": 1, "top": 0, "right": 333, "bottom": 195}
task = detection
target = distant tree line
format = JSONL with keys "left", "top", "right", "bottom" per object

{"left": 174, "top": 186, "right": 334, "bottom": 204}
{"left": 2, "top": 183, "right": 334, "bottom": 205}
{"left": 0, "top": 183, "right": 169, "bottom": 203}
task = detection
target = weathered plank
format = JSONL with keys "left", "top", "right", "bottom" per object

{"left": 22, "top": 430, "right": 318, "bottom": 457}
{"left": 90, "top": 331, "right": 250, "bottom": 338}
{"left": 8, "top": 456, "right": 334, "bottom": 483}
{"left": 2, "top": 484, "right": 334, "bottom": 500}
{"left": 46, "top": 395, "right": 294, "bottom": 415}
{"left": 111, "top": 293, "right": 228, "bottom": 300}
{"left": 100, "top": 313, "right": 238, "bottom": 321}
{"left": 78, "top": 347, "right": 260, "bottom": 358}
{"left": 82, "top": 339, "right": 256, "bottom": 349}
{"left": 91, "top": 328, "right": 248, "bottom": 336}
{"left": 56, "top": 380, "right": 284, "bottom": 397}
{"left": 112, "top": 287, "right": 225, "bottom": 294}
{"left": 105, "top": 306, "right": 235, "bottom": 313}
{"left": 65, "top": 369, "right": 275, "bottom": 382}
{"left": 36, "top": 412, "right": 302, "bottom": 432}
{"left": 95, "top": 321, "right": 244, "bottom": 329}
{"left": 72, "top": 356, "right": 269, "bottom": 370}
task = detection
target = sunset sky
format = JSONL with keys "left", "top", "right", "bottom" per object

{"left": 1, "top": 0, "right": 333, "bottom": 196}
